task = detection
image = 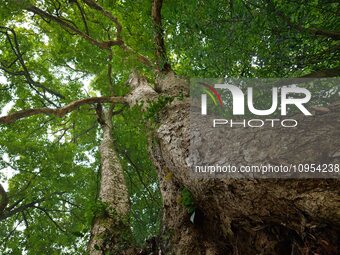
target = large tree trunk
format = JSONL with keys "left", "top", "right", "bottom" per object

{"left": 129, "top": 72, "right": 340, "bottom": 255}
{"left": 87, "top": 106, "right": 131, "bottom": 255}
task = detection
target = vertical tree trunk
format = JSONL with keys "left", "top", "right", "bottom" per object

{"left": 128, "top": 72, "right": 340, "bottom": 255}
{"left": 87, "top": 105, "right": 130, "bottom": 255}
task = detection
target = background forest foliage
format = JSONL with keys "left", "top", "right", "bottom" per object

{"left": 0, "top": 0, "right": 339, "bottom": 254}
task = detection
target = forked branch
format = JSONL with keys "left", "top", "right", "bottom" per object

{"left": 82, "top": 0, "right": 122, "bottom": 40}
{"left": 26, "top": 5, "right": 123, "bottom": 49}
{"left": 0, "top": 96, "right": 125, "bottom": 124}
{"left": 26, "top": 4, "right": 153, "bottom": 67}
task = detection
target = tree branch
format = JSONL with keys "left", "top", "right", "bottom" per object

{"left": 81, "top": 0, "right": 153, "bottom": 68}
{"left": 26, "top": 5, "right": 123, "bottom": 49}
{"left": 107, "top": 48, "right": 114, "bottom": 95}
{"left": 270, "top": 2, "right": 340, "bottom": 40}
{"left": 26, "top": 4, "right": 153, "bottom": 68}
{"left": 307, "top": 27, "right": 340, "bottom": 41}
{"left": 74, "top": 0, "right": 90, "bottom": 35}
{"left": 22, "top": 211, "right": 29, "bottom": 229}
{"left": 0, "top": 96, "right": 125, "bottom": 124}
{"left": 152, "top": 0, "right": 171, "bottom": 72}
{"left": 82, "top": 0, "right": 122, "bottom": 40}
{"left": 33, "top": 206, "right": 66, "bottom": 232}
{"left": 119, "top": 149, "right": 158, "bottom": 202}
{"left": 301, "top": 66, "right": 340, "bottom": 78}
{"left": 0, "top": 184, "right": 9, "bottom": 215}
{"left": 0, "top": 198, "right": 43, "bottom": 221}
{"left": 6, "top": 198, "right": 24, "bottom": 212}
{"left": 0, "top": 192, "right": 66, "bottom": 221}
{"left": 0, "top": 26, "right": 65, "bottom": 103}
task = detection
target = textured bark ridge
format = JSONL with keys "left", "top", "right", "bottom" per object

{"left": 126, "top": 72, "right": 158, "bottom": 109}
{"left": 88, "top": 107, "right": 131, "bottom": 255}
{"left": 129, "top": 73, "right": 340, "bottom": 255}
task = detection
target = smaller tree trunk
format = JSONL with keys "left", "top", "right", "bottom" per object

{"left": 87, "top": 105, "right": 130, "bottom": 255}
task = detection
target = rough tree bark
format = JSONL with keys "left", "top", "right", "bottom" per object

{"left": 127, "top": 71, "right": 340, "bottom": 255}
{"left": 87, "top": 105, "right": 131, "bottom": 255}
